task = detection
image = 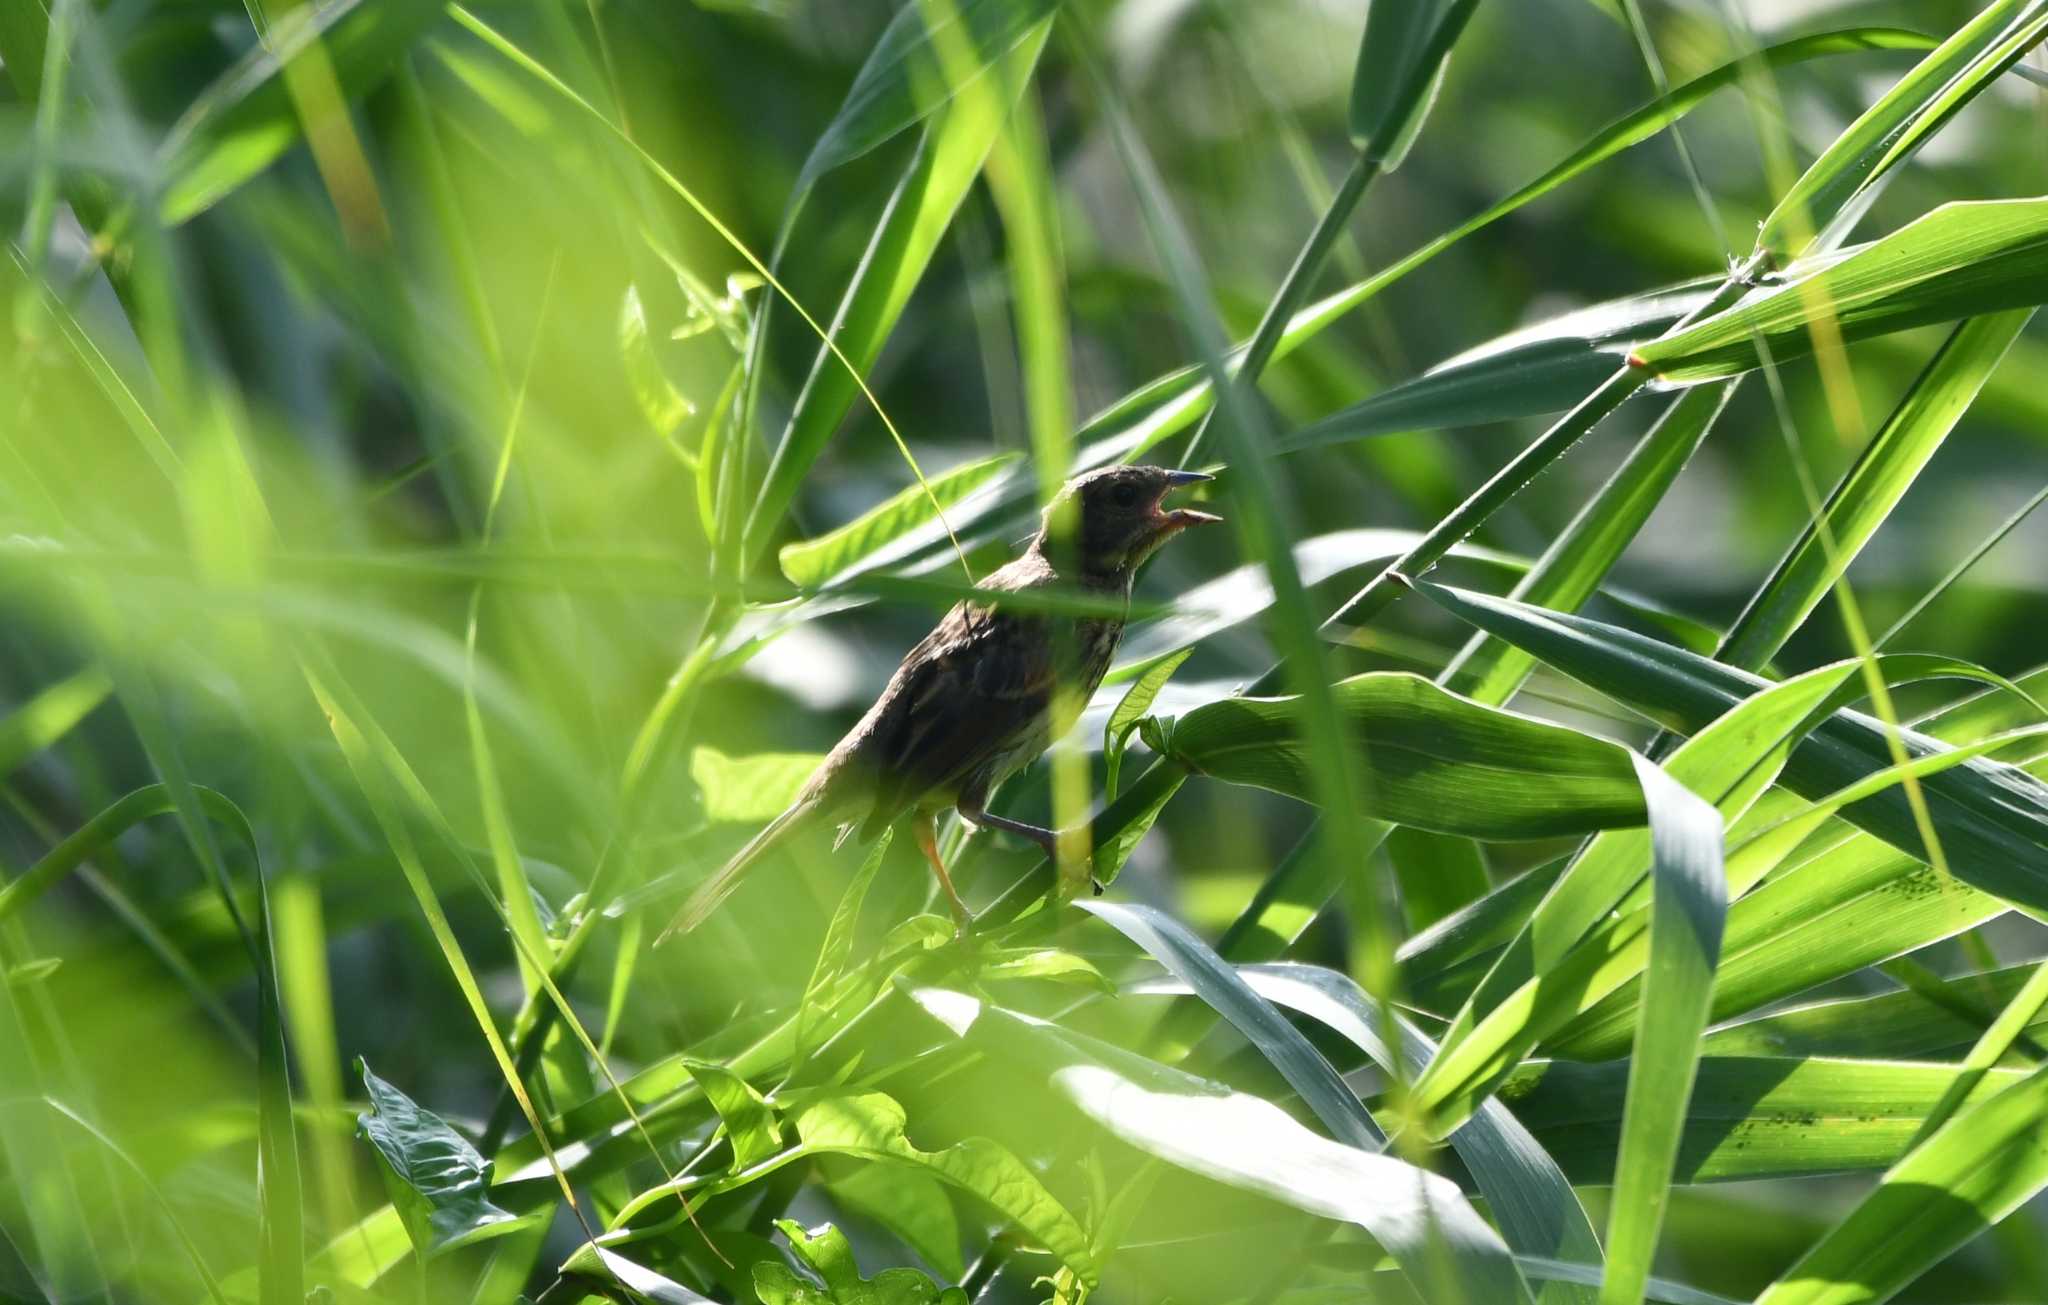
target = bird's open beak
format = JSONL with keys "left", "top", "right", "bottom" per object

{"left": 1156, "top": 469, "right": 1222, "bottom": 530}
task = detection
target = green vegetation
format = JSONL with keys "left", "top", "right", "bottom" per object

{"left": 3, "top": 1, "right": 2047, "bottom": 1302}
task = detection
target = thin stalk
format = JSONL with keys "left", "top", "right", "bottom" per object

{"left": 1179, "top": 153, "right": 1382, "bottom": 467}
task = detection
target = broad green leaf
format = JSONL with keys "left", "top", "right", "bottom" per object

{"left": 1719, "top": 310, "right": 2032, "bottom": 670}
{"left": 159, "top": 0, "right": 446, "bottom": 223}
{"left": 682, "top": 1061, "right": 783, "bottom": 1170}
{"left": 1348, "top": 0, "right": 1480, "bottom": 168}
{"left": 1445, "top": 383, "right": 1734, "bottom": 705}
{"left": 908, "top": 988, "right": 1532, "bottom": 1304}
{"left": 1756, "top": 0, "right": 2048, "bottom": 261}
{"left": 1156, "top": 672, "right": 1645, "bottom": 841}
{"left": 790, "top": 1091, "right": 1096, "bottom": 1286}
{"left": 1078, "top": 900, "right": 1385, "bottom": 1150}
{"left": 559, "top": 1245, "right": 716, "bottom": 1303}
{"left": 0, "top": 666, "right": 109, "bottom": 775}
{"left": 1283, "top": 280, "right": 1717, "bottom": 454}
{"left": 1501, "top": 1056, "right": 2027, "bottom": 1185}
{"left": 355, "top": 1060, "right": 523, "bottom": 1256}
{"left": 743, "top": 27, "right": 1049, "bottom": 564}
{"left": 1413, "top": 583, "right": 2048, "bottom": 915}
{"left": 1182, "top": 962, "right": 1604, "bottom": 1305}
{"left": 780, "top": 453, "right": 1022, "bottom": 588}
{"left": 1087, "top": 759, "right": 1188, "bottom": 887}
{"left": 1633, "top": 199, "right": 2048, "bottom": 384}
{"left": 690, "top": 747, "right": 823, "bottom": 823}
{"left": 794, "top": 0, "right": 1061, "bottom": 194}
{"left": 1599, "top": 755, "right": 1724, "bottom": 1305}
{"left": 1703, "top": 962, "right": 2048, "bottom": 1060}
{"left": 756, "top": 1220, "right": 967, "bottom": 1304}
{"left": 1754, "top": 1060, "right": 2048, "bottom": 1305}
{"left": 1103, "top": 647, "right": 1190, "bottom": 797}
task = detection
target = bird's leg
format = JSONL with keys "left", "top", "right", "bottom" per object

{"left": 955, "top": 796, "right": 1102, "bottom": 898}
{"left": 912, "top": 810, "right": 974, "bottom": 938}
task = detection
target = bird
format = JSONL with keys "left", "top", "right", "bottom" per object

{"left": 656, "top": 464, "right": 1221, "bottom": 943}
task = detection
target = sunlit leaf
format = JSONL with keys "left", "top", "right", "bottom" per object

{"left": 355, "top": 1060, "right": 523, "bottom": 1256}
{"left": 756, "top": 1219, "right": 967, "bottom": 1304}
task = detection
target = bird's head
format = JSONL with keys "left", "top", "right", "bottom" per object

{"left": 1038, "top": 464, "right": 1222, "bottom": 580}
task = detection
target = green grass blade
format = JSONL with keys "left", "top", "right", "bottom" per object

{"left": 779, "top": 452, "right": 1021, "bottom": 588}
{"left": 1349, "top": 0, "right": 1480, "bottom": 168}
{"left": 1753, "top": 1060, "right": 2048, "bottom": 1305}
{"left": 1444, "top": 383, "right": 1734, "bottom": 704}
{"left": 1598, "top": 754, "right": 1724, "bottom": 1305}
{"left": 1080, "top": 900, "right": 1386, "bottom": 1150}
{"left": 742, "top": 24, "right": 1051, "bottom": 567}
{"left": 0, "top": 667, "right": 108, "bottom": 777}
{"left": 1414, "top": 583, "right": 2048, "bottom": 914}
{"left": 1634, "top": 201, "right": 2048, "bottom": 383}
{"left": 1755, "top": 0, "right": 2048, "bottom": 261}
{"left": 1719, "top": 310, "right": 2033, "bottom": 670}
{"left": 1702, "top": 961, "right": 2048, "bottom": 1060}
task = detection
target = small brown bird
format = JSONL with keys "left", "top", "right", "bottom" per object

{"left": 657, "top": 465, "right": 1220, "bottom": 942}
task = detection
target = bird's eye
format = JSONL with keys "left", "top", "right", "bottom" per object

{"left": 1110, "top": 483, "right": 1141, "bottom": 508}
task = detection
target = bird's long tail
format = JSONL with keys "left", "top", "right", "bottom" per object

{"left": 655, "top": 797, "right": 825, "bottom": 944}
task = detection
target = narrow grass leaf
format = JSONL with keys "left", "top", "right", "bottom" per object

{"left": 1598, "top": 754, "right": 1724, "bottom": 1305}
{"left": 159, "top": 0, "right": 444, "bottom": 223}
{"left": 681, "top": 1062, "right": 783, "bottom": 1170}
{"left": 1719, "top": 310, "right": 2032, "bottom": 670}
{"left": 1079, "top": 900, "right": 1384, "bottom": 1149}
{"left": 1103, "top": 648, "right": 1190, "bottom": 797}
{"left": 1444, "top": 383, "right": 1733, "bottom": 704}
{"left": 1755, "top": 0, "right": 2048, "bottom": 261}
{"left": 1197, "top": 962, "right": 1604, "bottom": 1305}
{"left": 1753, "top": 1060, "right": 2048, "bottom": 1305}
{"left": 1388, "top": 827, "right": 1492, "bottom": 931}
{"left": 779, "top": 452, "right": 1022, "bottom": 588}
{"left": 0, "top": 667, "right": 109, "bottom": 775}
{"left": 1348, "top": 0, "right": 1480, "bottom": 168}
{"left": 1634, "top": 200, "right": 2048, "bottom": 383}
{"left": 1702, "top": 961, "right": 2048, "bottom": 1060}
{"left": 794, "top": 0, "right": 1061, "bottom": 193}
{"left": 909, "top": 988, "right": 1531, "bottom": 1303}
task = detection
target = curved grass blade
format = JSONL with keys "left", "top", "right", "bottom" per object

{"left": 1079, "top": 901, "right": 1384, "bottom": 1150}
{"left": 1102, "top": 648, "right": 1191, "bottom": 798}
{"left": 794, "top": 0, "right": 1062, "bottom": 194}
{"left": 1753, "top": 1060, "right": 2048, "bottom": 1305}
{"left": 909, "top": 988, "right": 1532, "bottom": 1303}
{"left": 1702, "top": 961, "right": 2048, "bottom": 1061}
{"left": 1598, "top": 755, "right": 1724, "bottom": 1305}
